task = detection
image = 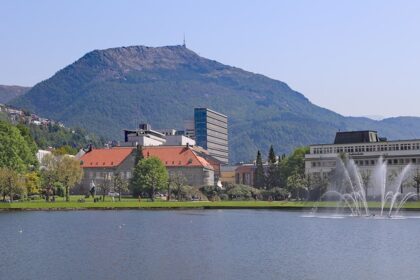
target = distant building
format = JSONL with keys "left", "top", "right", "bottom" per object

{"left": 121, "top": 123, "right": 166, "bottom": 147}
{"left": 157, "top": 128, "right": 196, "bottom": 146}
{"left": 220, "top": 165, "right": 237, "bottom": 186}
{"left": 194, "top": 108, "right": 228, "bottom": 164}
{"left": 36, "top": 150, "right": 52, "bottom": 164}
{"left": 235, "top": 164, "right": 255, "bottom": 186}
{"left": 165, "top": 135, "right": 196, "bottom": 146}
{"left": 183, "top": 120, "right": 195, "bottom": 139}
{"left": 234, "top": 163, "right": 270, "bottom": 187}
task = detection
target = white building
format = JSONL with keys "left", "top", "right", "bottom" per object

{"left": 305, "top": 131, "right": 420, "bottom": 194}
{"left": 121, "top": 124, "right": 166, "bottom": 147}
{"left": 36, "top": 150, "right": 52, "bottom": 164}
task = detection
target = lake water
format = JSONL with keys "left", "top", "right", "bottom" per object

{"left": 1, "top": 210, "right": 420, "bottom": 280}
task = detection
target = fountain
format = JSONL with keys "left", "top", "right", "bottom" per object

{"left": 317, "top": 157, "right": 417, "bottom": 217}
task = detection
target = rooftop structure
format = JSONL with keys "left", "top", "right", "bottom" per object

{"left": 333, "top": 130, "right": 384, "bottom": 144}
{"left": 122, "top": 123, "right": 166, "bottom": 147}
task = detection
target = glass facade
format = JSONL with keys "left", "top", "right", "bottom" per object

{"left": 194, "top": 108, "right": 229, "bottom": 164}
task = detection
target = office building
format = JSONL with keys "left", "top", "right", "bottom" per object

{"left": 194, "top": 108, "right": 229, "bottom": 164}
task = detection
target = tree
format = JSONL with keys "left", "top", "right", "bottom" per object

{"left": 113, "top": 172, "right": 129, "bottom": 201}
{"left": 413, "top": 169, "right": 420, "bottom": 197}
{"left": 266, "top": 145, "right": 278, "bottom": 189}
{"left": 360, "top": 170, "right": 371, "bottom": 199}
{"left": 254, "top": 150, "right": 265, "bottom": 189}
{"left": 134, "top": 145, "right": 144, "bottom": 165}
{"left": 286, "top": 172, "right": 309, "bottom": 200}
{"left": 56, "top": 156, "right": 83, "bottom": 202}
{"left": 169, "top": 171, "right": 187, "bottom": 201}
{"left": 307, "top": 173, "right": 329, "bottom": 201}
{"left": 40, "top": 154, "right": 83, "bottom": 201}
{"left": 129, "top": 145, "right": 145, "bottom": 192}
{"left": 0, "top": 167, "right": 25, "bottom": 201}
{"left": 23, "top": 171, "right": 41, "bottom": 196}
{"left": 0, "top": 120, "right": 38, "bottom": 172}
{"left": 130, "top": 157, "right": 168, "bottom": 201}
{"left": 97, "top": 175, "right": 112, "bottom": 201}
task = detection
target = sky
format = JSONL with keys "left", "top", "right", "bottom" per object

{"left": 1, "top": 0, "right": 420, "bottom": 118}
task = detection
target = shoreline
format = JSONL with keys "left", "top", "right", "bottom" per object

{"left": 2, "top": 203, "right": 420, "bottom": 212}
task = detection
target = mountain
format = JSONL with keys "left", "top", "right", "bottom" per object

{"left": 0, "top": 85, "right": 30, "bottom": 103}
{"left": 10, "top": 45, "right": 420, "bottom": 163}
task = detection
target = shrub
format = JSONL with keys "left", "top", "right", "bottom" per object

{"left": 225, "top": 184, "right": 261, "bottom": 200}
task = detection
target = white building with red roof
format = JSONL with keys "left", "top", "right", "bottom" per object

{"left": 78, "top": 145, "right": 215, "bottom": 193}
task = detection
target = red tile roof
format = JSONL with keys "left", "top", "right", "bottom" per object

{"left": 143, "top": 146, "right": 213, "bottom": 169}
{"left": 80, "top": 148, "right": 134, "bottom": 168}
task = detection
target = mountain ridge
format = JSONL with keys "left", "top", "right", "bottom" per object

{"left": 9, "top": 45, "right": 420, "bottom": 162}
{"left": 0, "top": 85, "right": 31, "bottom": 103}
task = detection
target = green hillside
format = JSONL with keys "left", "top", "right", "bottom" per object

{"left": 10, "top": 45, "right": 420, "bottom": 162}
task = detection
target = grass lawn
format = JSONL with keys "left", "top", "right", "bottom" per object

{"left": 2, "top": 196, "right": 420, "bottom": 210}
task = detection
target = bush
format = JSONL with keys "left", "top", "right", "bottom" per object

{"left": 261, "top": 187, "right": 289, "bottom": 201}
{"left": 172, "top": 185, "right": 206, "bottom": 201}
{"left": 199, "top": 185, "right": 221, "bottom": 201}
{"left": 53, "top": 182, "right": 65, "bottom": 197}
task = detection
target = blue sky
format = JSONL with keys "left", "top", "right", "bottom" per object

{"left": 1, "top": 0, "right": 420, "bottom": 117}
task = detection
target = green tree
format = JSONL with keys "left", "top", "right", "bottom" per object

{"left": 134, "top": 145, "right": 144, "bottom": 165}
{"left": 113, "top": 172, "right": 129, "bottom": 201}
{"left": 0, "top": 167, "right": 25, "bottom": 201}
{"left": 286, "top": 172, "right": 309, "bottom": 200}
{"left": 169, "top": 171, "right": 187, "bottom": 201}
{"left": 53, "top": 145, "right": 78, "bottom": 156}
{"left": 254, "top": 150, "right": 265, "bottom": 189}
{"left": 56, "top": 156, "right": 83, "bottom": 202}
{"left": 97, "top": 175, "right": 112, "bottom": 201}
{"left": 131, "top": 157, "right": 168, "bottom": 201}
{"left": 129, "top": 145, "right": 145, "bottom": 193}
{"left": 0, "top": 120, "right": 37, "bottom": 172}
{"left": 16, "top": 124, "right": 38, "bottom": 167}
{"left": 279, "top": 147, "right": 310, "bottom": 185}
{"left": 413, "top": 169, "right": 420, "bottom": 197}
{"left": 266, "top": 145, "right": 279, "bottom": 189}
{"left": 40, "top": 154, "right": 83, "bottom": 201}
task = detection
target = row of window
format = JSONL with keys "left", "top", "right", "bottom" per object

{"left": 88, "top": 171, "right": 131, "bottom": 180}
{"left": 313, "top": 142, "right": 420, "bottom": 154}
{"left": 310, "top": 158, "right": 419, "bottom": 168}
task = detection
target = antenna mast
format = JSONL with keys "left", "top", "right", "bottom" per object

{"left": 183, "top": 33, "right": 186, "bottom": 48}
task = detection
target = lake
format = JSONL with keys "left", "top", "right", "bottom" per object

{"left": 1, "top": 210, "right": 420, "bottom": 280}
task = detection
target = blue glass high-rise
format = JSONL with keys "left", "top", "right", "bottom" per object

{"left": 194, "top": 108, "right": 228, "bottom": 164}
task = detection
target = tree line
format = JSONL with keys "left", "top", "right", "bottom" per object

{"left": 253, "top": 145, "right": 328, "bottom": 201}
